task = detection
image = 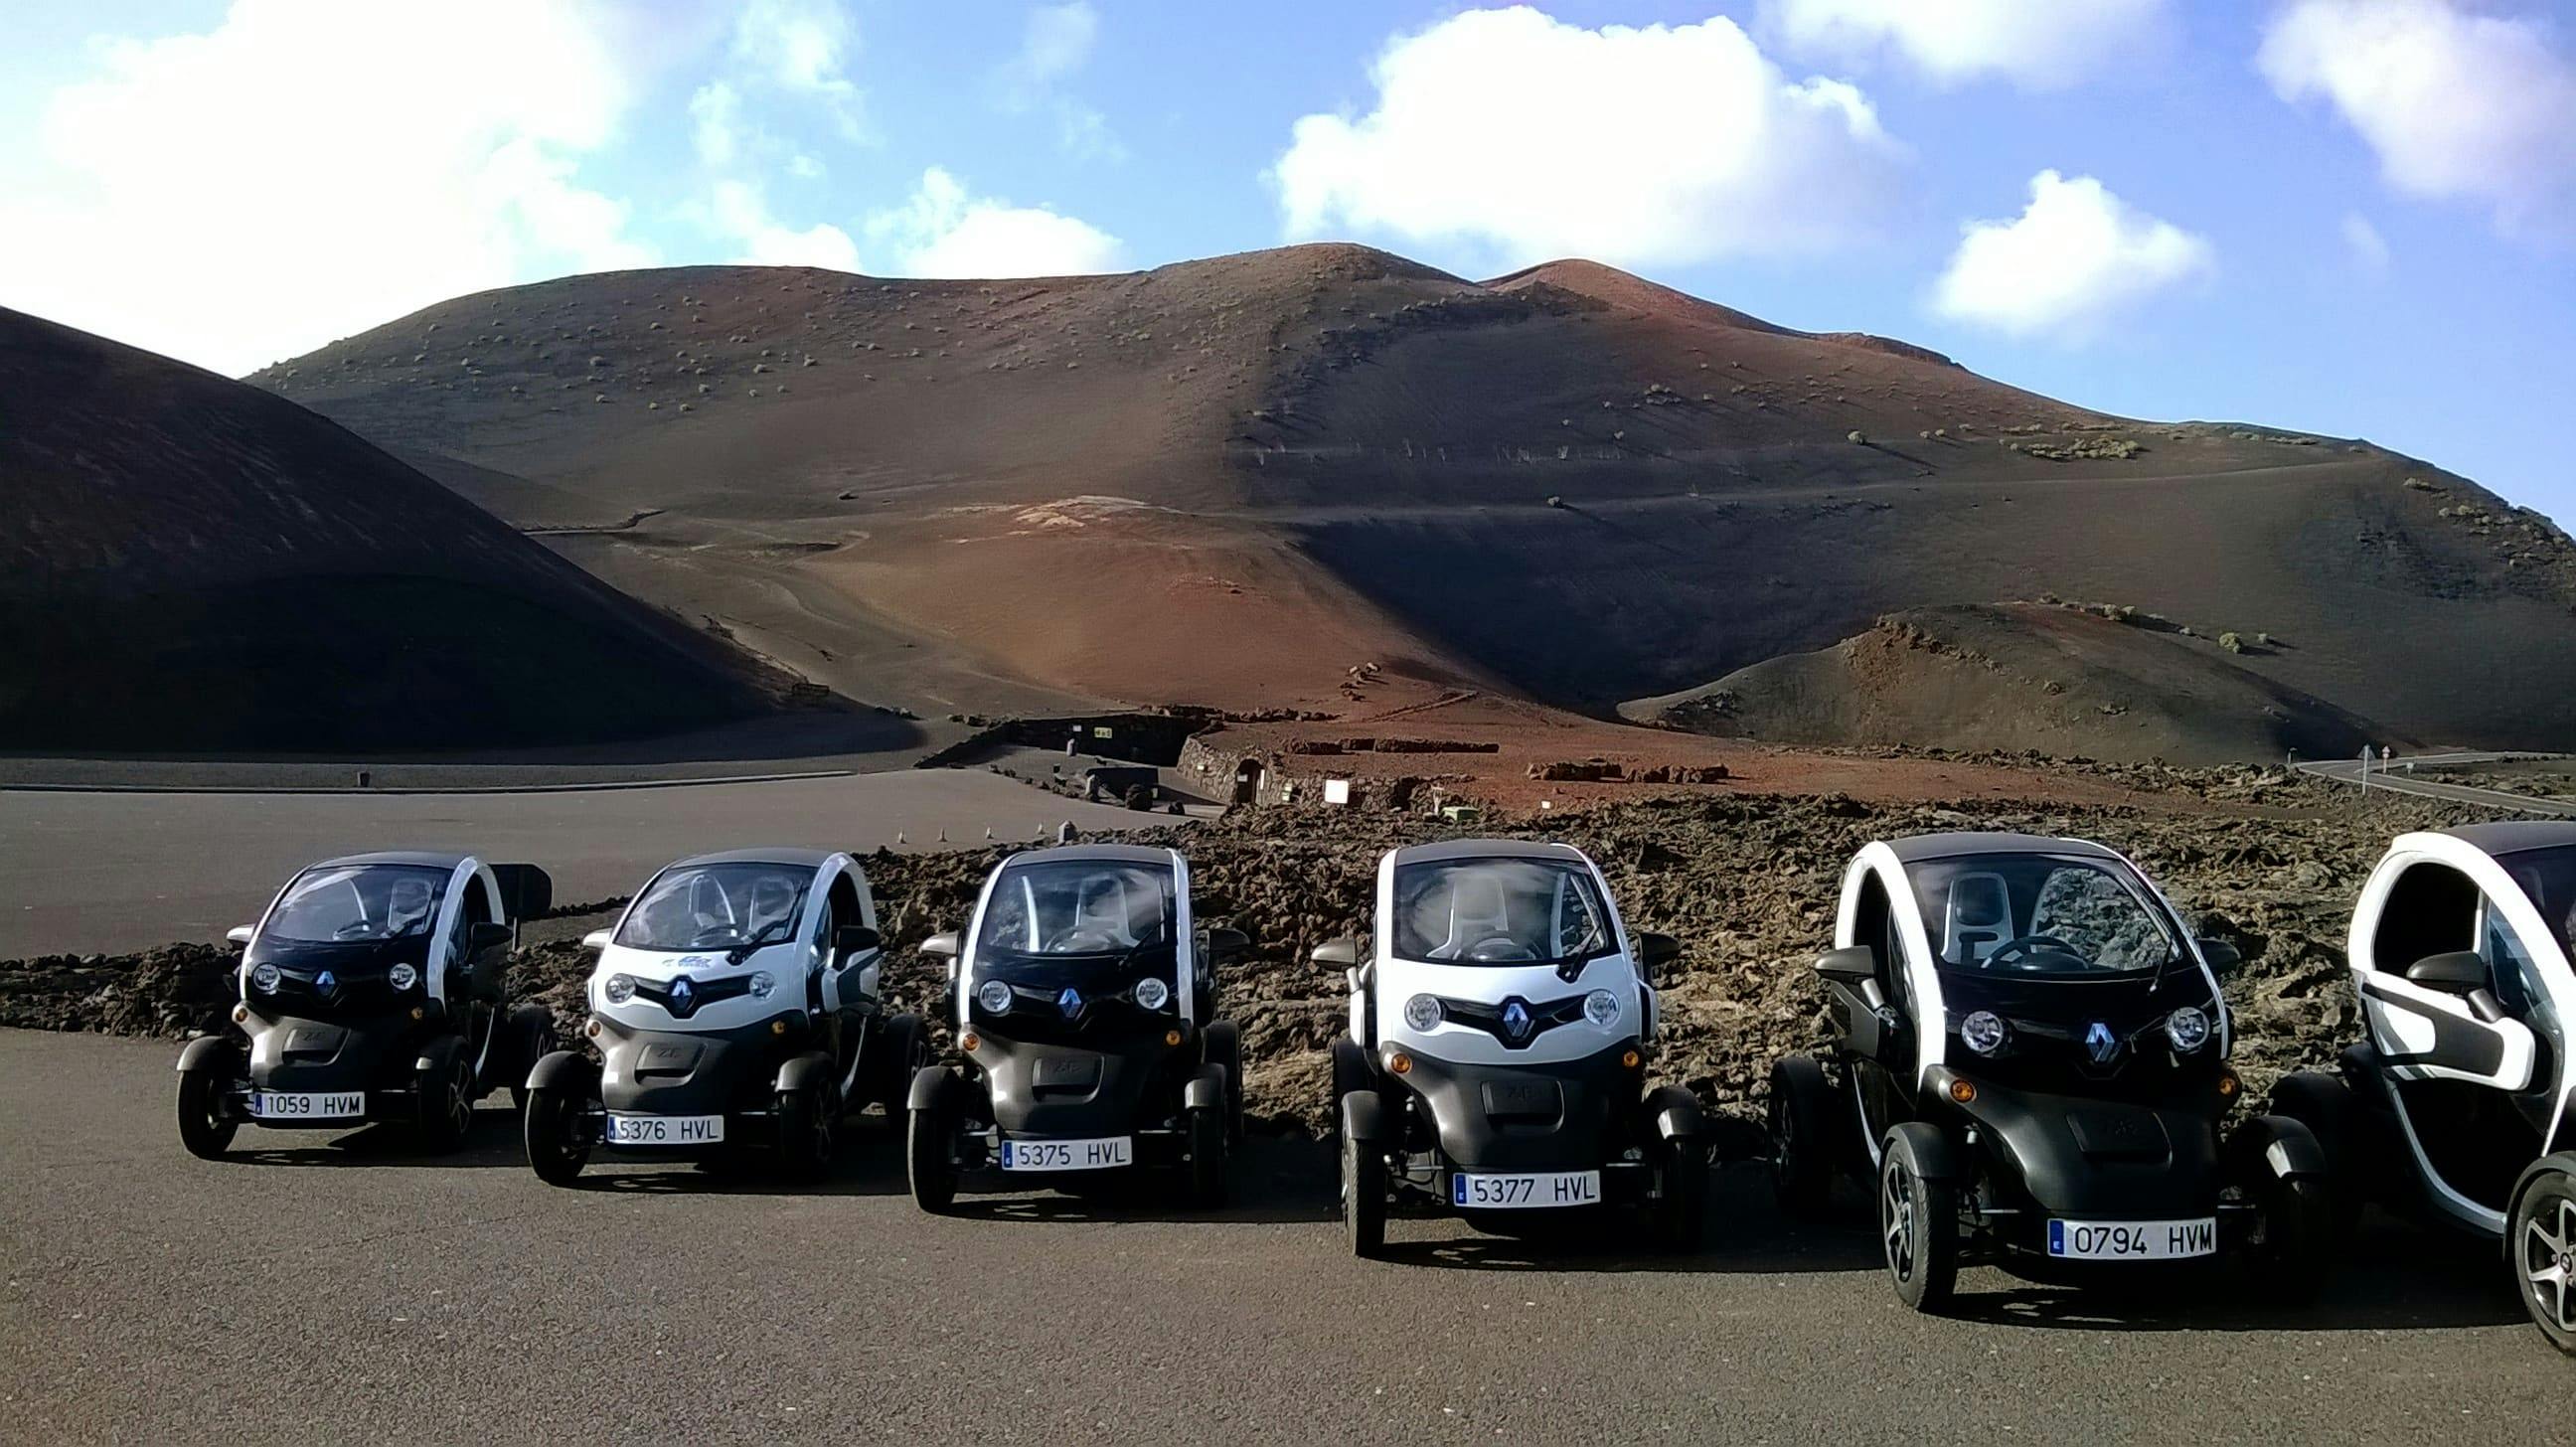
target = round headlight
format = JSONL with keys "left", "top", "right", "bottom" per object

{"left": 975, "top": 979, "right": 1014, "bottom": 1014}
{"left": 1583, "top": 989, "right": 1620, "bottom": 1027}
{"left": 2166, "top": 1005, "right": 2212, "bottom": 1053}
{"left": 1401, "top": 993, "right": 1443, "bottom": 1032}
{"left": 747, "top": 970, "right": 776, "bottom": 1000}
{"left": 1133, "top": 976, "right": 1171, "bottom": 1011}
{"left": 1960, "top": 1010, "right": 2008, "bottom": 1055}
{"left": 602, "top": 973, "right": 635, "bottom": 1005}
{"left": 249, "top": 962, "right": 280, "bottom": 994}
{"left": 387, "top": 962, "right": 417, "bottom": 992}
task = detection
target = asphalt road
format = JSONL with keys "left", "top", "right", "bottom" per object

{"left": 2293, "top": 752, "right": 2576, "bottom": 819}
{"left": 1, "top": 1030, "right": 2566, "bottom": 1446}
{"left": 0, "top": 771, "right": 1161, "bottom": 959}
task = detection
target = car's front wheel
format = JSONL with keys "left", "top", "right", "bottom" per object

{"left": 504, "top": 1005, "right": 557, "bottom": 1113}
{"left": 1879, "top": 1124, "right": 1958, "bottom": 1314}
{"left": 906, "top": 1085, "right": 958, "bottom": 1213}
{"left": 1187, "top": 1105, "right": 1229, "bottom": 1208}
{"left": 415, "top": 1037, "right": 475, "bottom": 1152}
{"left": 524, "top": 1083, "right": 592, "bottom": 1187}
{"left": 1769, "top": 1053, "right": 1839, "bottom": 1219}
{"left": 1342, "top": 1112, "right": 1386, "bottom": 1259}
{"left": 177, "top": 1063, "right": 238, "bottom": 1160}
{"left": 875, "top": 1013, "right": 929, "bottom": 1111}
{"left": 2230, "top": 1115, "right": 2334, "bottom": 1301}
{"left": 776, "top": 1084, "right": 840, "bottom": 1186}
{"left": 1650, "top": 1131, "right": 1709, "bottom": 1253}
{"left": 2511, "top": 1155, "right": 2576, "bottom": 1357}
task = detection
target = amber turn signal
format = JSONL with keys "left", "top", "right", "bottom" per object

{"left": 770, "top": 1020, "right": 787, "bottom": 1036}
{"left": 1165, "top": 1029, "right": 1184, "bottom": 1047}
{"left": 1388, "top": 1051, "right": 1413, "bottom": 1074}
{"left": 1621, "top": 1048, "right": 1642, "bottom": 1069}
{"left": 409, "top": 1007, "right": 425, "bottom": 1021}
{"left": 584, "top": 1019, "right": 601, "bottom": 1039}
{"left": 959, "top": 1031, "right": 981, "bottom": 1052}
{"left": 2216, "top": 1070, "right": 2240, "bottom": 1098}
{"left": 1948, "top": 1078, "right": 1978, "bottom": 1103}
{"left": 232, "top": 1005, "right": 249, "bottom": 1024}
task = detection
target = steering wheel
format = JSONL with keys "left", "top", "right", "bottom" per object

{"left": 1046, "top": 926, "right": 1124, "bottom": 954}
{"left": 1985, "top": 934, "right": 2082, "bottom": 970}
{"left": 1463, "top": 935, "right": 1536, "bottom": 963}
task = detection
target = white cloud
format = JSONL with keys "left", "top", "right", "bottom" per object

{"left": 994, "top": 3, "right": 1121, "bottom": 160}
{"left": 690, "top": 81, "right": 743, "bottom": 166}
{"left": 1932, "top": 170, "right": 2214, "bottom": 342}
{"left": 0, "top": 0, "right": 652, "bottom": 375}
{"left": 2342, "top": 212, "right": 2392, "bottom": 275}
{"left": 1006, "top": 3, "right": 1099, "bottom": 89}
{"left": 1271, "top": 7, "right": 1905, "bottom": 270}
{"left": 730, "top": 0, "right": 863, "bottom": 136}
{"left": 866, "top": 168, "right": 1123, "bottom": 277}
{"left": 711, "top": 180, "right": 861, "bottom": 270}
{"left": 2259, "top": 0, "right": 2576, "bottom": 237}
{"left": 1763, "top": 0, "right": 2171, "bottom": 88}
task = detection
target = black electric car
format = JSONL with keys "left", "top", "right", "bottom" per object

{"left": 1770, "top": 832, "right": 2334, "bottom": 1311}
{"left": 522, "top": 849, "right": 925, "bottom": 1186}
{"left": 2268, "top": 823, "right": 2576, "bottom": 1356}
{"left": 902, "top": 845, "right": 1246, "bottom": 1211}
{"left": 175, "top": 852, "right": 556, "bottom": 1158}
{"left": 1325, "top": 839, "right": 1704, "bottom": 1258}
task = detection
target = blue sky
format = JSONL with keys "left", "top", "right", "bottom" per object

{"left": 3, "top": 1, "right": 2571, "bottom": 521}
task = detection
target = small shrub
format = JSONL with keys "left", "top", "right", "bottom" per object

{"left": 1848, "top": 429, "right": 1867, "bottom": 445}
{"left": 2218, "top": 631, "right": 2244, "bottom": 653}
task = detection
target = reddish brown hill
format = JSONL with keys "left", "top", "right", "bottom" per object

{"left": 250, "top": 243, "right": 2576, "bottom": 755}
{"left": 0, "top": 306, "right": 819, "bottom": 753}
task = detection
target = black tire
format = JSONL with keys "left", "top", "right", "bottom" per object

{"left": 1879, "top": 1123, "right": 1958, "bottom": 1314}
{"left": 1187, "top": 1105, "right": 1229, "bottom": 1208}
{"left": 177, "top": 1064, "right": 238, "bottom": 1160}
{"left": 876, "top": 1013, "right": 930, "bottom": 1111}
{"left": 776, "top": 1083, "right": 840, "bottom": 1185}
{"left": 1769, "top": 1053, "right": 1839, "bottom": 1219}
{"left": 1203, "top": 1020, "right": 1245, "bottom": 1145}
{"left": 2509, "top": 1157, "right": 2576, "bottom": 1357}
{"left": 906, "top": 1087, "right": 958, "bottom": 1213}
{"left": 524, "top": 1082, "right": 592, "bottom": 1187}
{"left": 1328, "top": 1037, "right": 1371, "bottom": 1144}
{"left": 505, "top": 1005, "right": 556, "bottom": 1113}
{"left": 415, "top": 1037, "right": 475, "bottom": 1153}
{"left": 2229, "top": 1115, "right": 2335, "bottom": 1301}
{"left": 1651, "top": 1132, "right": 1709, "bottom": 1253}
{"left": 2267, "top": 1071, "right": 2363, "bottom": 1243}
{"left": 1343, "top": 1118, "right": 1386, "bottom": 1259}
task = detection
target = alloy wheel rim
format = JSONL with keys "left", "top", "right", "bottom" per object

{"left": 1882, "top": 1161, "right": 1915, "bottom": 1280}
{"left": 2523, "top": 1193, "right": 2576, "bottom": 1335}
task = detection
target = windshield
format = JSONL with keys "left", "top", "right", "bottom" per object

{"left": 616, "top": 863, "right": 812, "bottom": 952}
{"left": 2498, "top": 845, "right": 2576, "bottom": 956}
{"left": 975, "top": 860, "right": 1176, "bottom": 958}
{"left": 1908, "top": 853, "right": 2179, "bottom": 976}
{"left": 265, "top": 864, "right": 451, "bottom": 944}
{"left": 1390, "top": 857, "right": 1613, "bottom": 965}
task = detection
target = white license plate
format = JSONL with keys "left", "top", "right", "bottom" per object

{"left": 998, "top": 1136, "right": 1132, "bottom": 1172}
{"left": 603, "top": 1113, "right": 725, "bottom": 1146}
{"left": 251, "top": 1090, "right": 365, "bottom": 1119}
{"left": 2047, "top": 1216, "right": 2217, "bottom": 1260}
{"left": 1452, "top": 1170, "right": 1602, "bottom": 1209}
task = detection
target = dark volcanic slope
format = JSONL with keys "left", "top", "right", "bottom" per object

{"left": 254, "top": 244, "right": 2576, "bottom": 752}
{"left": 0, "top": 307, "right": 791, "bottom": 752}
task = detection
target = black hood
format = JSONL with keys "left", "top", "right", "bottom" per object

{"left": 1937, "top": 960, "right": 2221, "bottom": 1095}
{"left": 242, "top": 932, "right": 434, "bottom": 1017}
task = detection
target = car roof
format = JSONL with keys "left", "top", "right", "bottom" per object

{"left": 2441, "top": 822, "right": 2576, "bottom": 858}
{"left": 670, "top": 848, "right": 837, "bottom": 870}
{"left": 313, "top": 851, "right": 472, "bottom": 871}
{"left": 1390, "top": 838, "right": 1590, "bottom": 866}
{"left": 1003, "top": 844, "right": 1175, "bottom": 868}
{"left": 1880, "top": 832, "right": 2125, "bottom": 865}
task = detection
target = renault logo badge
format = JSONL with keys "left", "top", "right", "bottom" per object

{"left": 2085, "top": 1021, "right": 2117, "bottom": 1063}
{"left": 1058, "top": 987, "right": 1083, "bottom": 1019}
{"left": 669, "top": 976, "right": 696, "bottom": 1014}
{"left": 315, "top": 969, "right": 337, "bottom": 994}
{"left": 1502, "top": 999, "right": 1532, "bottom": 1040}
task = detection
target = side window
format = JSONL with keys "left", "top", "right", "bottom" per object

{"left": 456, "top": 876, "right": 492, "bottom": 947}
{"left": 1854, "top": 873, "right": 1912, "bottom": 1015}
{"left": 2370, "top": 863, "right": 2480, "bottom": 975}
{"left": 2481, "top": 897, "right": 2544, "bottom": 1017}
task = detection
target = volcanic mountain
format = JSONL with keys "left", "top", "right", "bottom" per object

{"left": 0, "top": 306, "right": 813, "bottom": 753}
{"left": 246, "top": 243, "right": 2576, "bottom": 760}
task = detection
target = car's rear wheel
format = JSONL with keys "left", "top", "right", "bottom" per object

{"left": 524, "top": 1084, "right": 592, "bottom": 1187}
{"left": 504, "top": 1005, "right": 556, "bottom": 1113}
{"left": 1880, "top": 1124, "right": 1957, "bottom": 1314}
{"left": 876, "top": 1013, "right": 929, "bottom": 1111}
{"left": 1651, "top": 1131, "right": 1709, "bottom": 1253}
{"left": 1343, "top": 1119, "right": 1386, "bottom": 1259}
{"left": 776, "top": 1084, "right": 839, "bottom": 1185}
{"left": 177, "top": 1064, "right": 238, "bottom": 1160}
{"left": 906, "top": 1089, "right": 958, "bottom": 1213}
{"left": 416, "top": 1038, "right": 475, "bottom": 1152}
{"left": 1769, "top": 1053, "right": 1839, "bottom": 1219}
{"left": 2231, "top": 1115, "right": 2334, "bottom": 1301}
{"left": 1203, "top": 1021, "right": 1246, "bottom": 1145}
{"left": 2266, "top": 1071, "right": 2362, "bottom": 1243}
{"left": 1328, "top": 1038, "right": 1371, "bottom": 1145}
{"left": 2511, "top": 1156, "right": 2576, "bottom": 1357}
{"left": 1187, "top": 1105, "right": 1229, "bottom": 1208}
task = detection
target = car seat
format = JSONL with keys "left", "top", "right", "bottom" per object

{"left": 1943, "top": 873, "right": 2013, "bottom": 967}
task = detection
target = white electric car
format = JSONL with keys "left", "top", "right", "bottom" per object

{"left": 1323, "top": 839, "right": 1703, "bottom": 1258}
{"left": 522, "top": 849, "right": 926, "bottom": 1186}
{"left": 2269, "top": 823, "right": 2576, "bottom": 1356}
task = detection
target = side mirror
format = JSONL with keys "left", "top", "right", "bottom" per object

{"left": 1311, "top": 939, "right": 1359, "bottom": 969}
{"left": 2405, "top": 951, "right": 2489, "bottom": 994}
{"left": 1635, "top": 931, "right": 1681, "bottom": 977}
{"left": 2196, "top": 938, "right": 2243, "bottom": 974}
{"left": 1204, "top": 926, "right": 1249, "bottom": 961}
{"left": 467, "top": 921, "right": 514, "bottom": 952}
{"left": 835, "top": 924, "right": 882, "bottom": 954}
{"left": 226, "top": 925, "right": 255, "bottom": 948}
{"left": 920, "top": 931, "right": 960, "bottom": 959}
{"left": 581, "top": 929, "right": 612, "bottom": 952}
{"left": 1814, "top": 946, "right": 1877, "bottom": 987}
